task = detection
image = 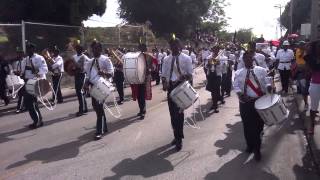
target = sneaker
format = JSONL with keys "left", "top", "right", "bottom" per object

{"left": 94, "top": 134, "right": 102, "bottom": 140}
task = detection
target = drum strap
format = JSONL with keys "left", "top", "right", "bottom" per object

{"left": 244, "top": 69, "right": 263, "bottom": 97}
{"left": 24, "top": 57, "right": 36, "bottom": 75}
{"left": 89, "top": 58, "right": 101, "bottom": 75}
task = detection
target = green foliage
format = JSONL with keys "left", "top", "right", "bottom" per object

{"left": 236, "top": 28, "right": 253, "bottom": 43}
{"left": 280, "top": 0, "right": 311, "bottom": 33}
{"left": 0, "top": 0, "right": 106, "bottom": 25}
{"left": 118, "top": 0, "right": 227, "bottom": 37}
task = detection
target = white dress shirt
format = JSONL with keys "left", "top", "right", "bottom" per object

{"left": 201, "top": 49, "right": 211, "bottom": 66}
{"left": 84, "top": 55, "right": 114, "bottom": 85}
{"left": 219, "top": 55, "right": 229, "bottom": 74}
{"left": 161, "top": 53, "right": 193, "bottom": 82}
{"left": 190, "top": 52, "right": 197, "bottom": 68}
{"left": 73, "top": 54, "right": 90, "bottom": 73}
{"left": 276, "top": 49, "right": 294, "bottom": 70}
{"left": 51, "top": 55, "right": 64, "bottom": 74}
{"left": 237, "top": 53, "right": 267, "bottom": 70}
{"left": 21, "top": 53, "right": 48, "bottom": 80}
{"left": 233, "top": 66, "right": 271, "bottom": 98}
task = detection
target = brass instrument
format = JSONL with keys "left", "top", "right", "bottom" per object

{"left": 41, "top": 49, "right": 55, "bottom": 73}
{"left": 64, "top": 57, "right": 77, "bottom": 76}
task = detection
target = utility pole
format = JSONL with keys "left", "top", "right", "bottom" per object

{"left": 274, "top": 4, "right": 283, "bottom": 38}
{"left": 311, "top": 0, "right": 320, "bottom": 40}
{"left": 290, "top": 0, "right": 294, "bottom": 34}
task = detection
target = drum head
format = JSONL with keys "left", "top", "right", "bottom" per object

{"left": 255, "top": 94, "right": 280, "bottom": 110}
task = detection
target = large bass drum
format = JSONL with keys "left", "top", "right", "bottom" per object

{"left": 170, "top": 81, "right": 199, "bottom": 110}
{"left": 90, "top": 78, "right": 115, "bottom": 102}
{"left": 123, "top": 52, "right": 146, "bottom": 84}
{"left": 255, "top": 94, "right": 289, "bottom": 126}
{"left": 6, "top": 75, "right": 25, "bottom": 90}
{"left": 25, "top": 79, "right": 51, "bottom": 97}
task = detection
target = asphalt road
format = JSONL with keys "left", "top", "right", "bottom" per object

{"left": 0, "top": 70, "right": 319, "bottom": 180}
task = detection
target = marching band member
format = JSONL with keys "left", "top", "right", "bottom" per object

{"left": 276, "top": 41, "right": 295, "bottom": 94}
{"left": 220, "top": 50, "right": 229, "bottom": 99}
{"left": 0, "top": 56, "right": 10, "bottom": 106}
{"left": 233, "top": 51, "right": 272, "bottom": 161}
{"left": 50, "top": 46, "right": 64, "bottom": 104}
{"left": 236, "top": 42, "right": 267, "bottom": 70}
{"left": 224, "top": 50, "right": 235, "bottom": 97}
{"left": 130, "top": 41, "right": 154, "bottom": 120}
{"left": 13, "top": 47, "right": 26, "bottom": 113}
{"left": 201, "top": 47, "right": 212, "bottom": 76}
{"left": 84, "top": 41, "right": 114, "bottom": 140}
{"left": 206, "top": 46, "right": 223, "bottom": 113}
{"left": 22, "top": 42, "right": 48, "bottom": 129}
{"left": 73, "top": 44, "right": 89, "bottom": 116}
{"left": 161, "top": 36, "right": 193, "bottom": 151}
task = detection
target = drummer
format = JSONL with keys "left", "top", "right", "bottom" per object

{"left": 161, "top": 36, "right": 193, "bottom": 151}
{"left": 130, "top": 40, "right": 154, "bottom": 120}
{"left": 233, "top": 51, "right": 272, "bottom": 161}
{"left": 21, "top": 42, "right": 48, "bottom": 129}
{"left": 84, "top": 40, "right": 114, "bottom": 140}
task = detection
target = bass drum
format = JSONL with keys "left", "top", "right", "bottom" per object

{"left": 123, "top": 52, "right": 146, "bottom": 84}
{"left": 255, "top": 94, "right": 289, "bottom": 126}
{"left": 25, "top": 79, "right": 51, "bottom": 97}
{"left": 6, "top": 75, "right": 25, "bottom": 90}
{"left": 170, "top": 81, "right": 199, "bottom": 110}
{"left": 90, "top": 78, "right": 115, "bottom": 102}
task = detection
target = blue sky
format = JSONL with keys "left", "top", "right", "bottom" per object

{"left": 83, "top": 0, "right": 290, "bottom": 40}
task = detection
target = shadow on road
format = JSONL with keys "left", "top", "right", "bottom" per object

{"left": 0, "top": 111, "right": 93, "bottom": 144}
{"left": 5, "top": 115, "right": 141, "bottom": 170}
{"left": 204, "top": 153, "right": 280, "bottom": 180}
{"left": 214, "top": 122, "right": 244, "bottom": 157}
{"left": 103, "top": 144, "right": 176, "bottom": 180}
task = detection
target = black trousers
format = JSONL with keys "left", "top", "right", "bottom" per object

{"left": 221, "top": 73, "right": 227, "bottom": 97}
{"left": 137, "top": 84, "right": 146, "bottom": 114}
{"left": 52, "top": 74, "right": 63, "bottom": 102}
{"left": 279, "top": 69, "right": 291, "bottom": 93}
{"left": 114, "top": 70, "right": 125, "bottom": 102}
{"left": 239, "top": 101, "right": 264, "bottom": 152}
{"left": 225, "top": 70, "right": 233, "bottom": 95}
{"left": 24, "top": 92, "right": 42, "bottom": 125}
{"left": 168, "top": 83, "right": 184, "bottom": 140}
{"left": 0, "top": 81, "right": 9, "bottom": 104}
{"left": 16, "top": 86, "right": 25, "bottom": 110}
{"left": 75, "top": 73, "right": 87, "bottom": 113}
{"left": 92, "top": 97, "right": 107, "bottom": 135}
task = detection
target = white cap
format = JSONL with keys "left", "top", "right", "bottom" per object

{"left": 283, "top": 41, "right": 290, "bottom": 46}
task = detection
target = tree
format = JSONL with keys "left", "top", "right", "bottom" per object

{"left": 118, "top": 0, "right": 227, "bottom": 37}
{"left": 280, "top": 0, "right": 311, "bottom": 33}
{"left": 235, "top": 28, "right": 253, "bottom": 44}
{"left": 0, "top": 0, "right": 106, "bottom": 25}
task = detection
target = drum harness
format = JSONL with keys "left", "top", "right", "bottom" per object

{"left": 90, "top": 58, "right": 122, "bottom": 119}
{"left": 169, "top": 55, "right": 204, "bottom": 129}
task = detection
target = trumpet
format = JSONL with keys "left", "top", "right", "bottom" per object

{"left": 42, "top": 49, "right": 54, "bottom": 66}
{"left": 109, "top": 49, "right": 123, "bottom": 66}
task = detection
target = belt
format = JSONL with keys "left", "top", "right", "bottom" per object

{"left": 280, "top": 61, "right": 291, "bottom": 63}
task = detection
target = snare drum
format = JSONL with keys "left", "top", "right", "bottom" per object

{"left": 255, "top": 94, "right": 289, "bottom": 126}
{"left": 90, "top": 78, "right": 114, "bottom": 102}
{"left": 123, "top": 52, "right": 146, "bottom": 84}
{"left": 170, "top": 81, "right": 199, "bottom": 110}
{"left": 6, "top": 75, "right": 25, "bottom": 90}
{"left": 25, "top": 79, "right": 51, "bottom": 96}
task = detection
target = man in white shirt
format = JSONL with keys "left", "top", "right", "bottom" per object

{"left": 73, "top": 44, "right": 90, "bottom": 116}
{"left": 84, "top": 41, "right": 114, "bottom": 140}
{"left": 233, "top": 51, "right": 272, "bottom": 161}
{"left": 205, "top": 46, "right": 224, "bottom": 113}
{"left": 161, "top": 37, "right": 193, "bottom": 152}
{"left": 22, "top": 42, "right": 48, "bottom": 129}
{"left": 50, "top": 46, "right": 64, "bottom": 104}
{"left": 276, "top": 40, "right": 294, "bottom": 93}
{"left": 201, "top": 47, "right": 212, "bottom": 76}
{"left": 236, "top": 42, "right": 268, "bottom": 70}
{"left": 224, "top": 50, "right": 235, "bottom": 96}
